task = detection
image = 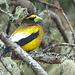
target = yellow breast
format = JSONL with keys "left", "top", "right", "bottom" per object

{"left": 11, "top": 25, "right": 43, "bottom": 51}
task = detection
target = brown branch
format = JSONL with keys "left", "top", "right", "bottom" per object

{"left": 30, "top": 52, "right": 75, "bottom": 64}
{"left": 36, "top": 0, "right": 61, "bottom": 10}
{"left": 11, "top": 51, "right": 75, "bottom": 64}
{"left": 30, "top": 52, "right": 64, "bottom": 64}
{"left": 60, "top": 9, "right": 75, "bottom": 43}
{"left": 50, "top": 11, "right": 69, "bottom": 43}
{"left": 11, "top": 51, "right": 64, "bottom": 64}
{"left": 11, "top": 50, "right": 75, "bottom": 64}
{"left": 0, "top": 32, "right": 47, "bottom": 75}
{"left": 42, "top": 43, "right": 75, "bottom": 53}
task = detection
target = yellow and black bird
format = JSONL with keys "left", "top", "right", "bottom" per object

{"left": 1, "top": 14, "right": 43, "bottom": 56}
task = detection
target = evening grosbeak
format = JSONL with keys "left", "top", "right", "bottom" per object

{"left": 1, "top": 14, "right": 43, "bottom": 56}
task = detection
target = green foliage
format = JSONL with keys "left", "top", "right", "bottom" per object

{"left": 60, "top": 58, "right": 75, "bottom": 75}
{"left": 14, "top": 6, "right": 28, "bottom": 24}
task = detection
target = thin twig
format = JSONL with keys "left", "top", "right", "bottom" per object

{"left": 42, "top": 43, "right": 75, "bottom": 53}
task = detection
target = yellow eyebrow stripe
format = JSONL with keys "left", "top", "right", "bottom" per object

{"left": 25, "top": 15, "right": 36, "bottom": 19}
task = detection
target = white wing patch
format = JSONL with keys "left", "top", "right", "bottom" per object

{"left": 10, "top": 32, "right": 31, "bottom": 42}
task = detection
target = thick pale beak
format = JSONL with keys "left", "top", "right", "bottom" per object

{"left": 34, "top": 16, "right": 42, "bottom": 22}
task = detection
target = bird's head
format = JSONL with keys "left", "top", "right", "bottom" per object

{"left": 22, "top": 14, "right": 42, "bottom": 25}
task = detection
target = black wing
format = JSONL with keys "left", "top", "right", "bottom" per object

{"left": 16, "top": 30, "right": 39, "bottom": 46}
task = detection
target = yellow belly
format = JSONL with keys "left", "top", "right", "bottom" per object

{"left": 21, "top": 36, "right": 41, "bottom": 51}
{"left": 12, "top": 25, "right": 43, "bottom": 51}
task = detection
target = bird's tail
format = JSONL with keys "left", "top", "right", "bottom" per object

{"left": 1, "top": 46, "right": 10, "bottom": 56}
